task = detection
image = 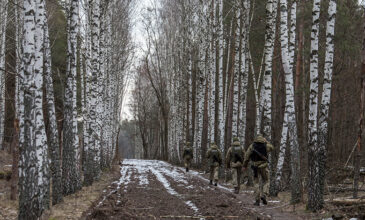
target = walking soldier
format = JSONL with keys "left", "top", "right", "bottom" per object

{"left": 243, "top": 134, "right": 274, "bottom": 206}
{"left": 226, "top": 137, "right": 245, "bottom": 194}
{"left": 182, "top": 142, "right": 193, "bottom": 172}
{"left": 206, "top": 142, "right": 222, "bottom": 186}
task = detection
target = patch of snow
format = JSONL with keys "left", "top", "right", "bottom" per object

{"left": 241, "top": 190, "right": 254, "bottom": 193}
{"left": 185, "top": 200, "right": 199, "bottom": 213}
{"left": 96, "top": 165, "right": 130, "bottom": 208}
{"left": 150, "top": 167, "right": 178, "bottom": 196}
{"left": 268, "top": 200, "right": 280, "bottom": 203}
{"left": 125, "top": 160, "right": 150, "bottom": 186}
{"left": 181, "top": 168, "right": 233, "bottom": 193}
{"left": 123, "top": 168, "right": 132, "bottom": 192}
{"left": 150, "top": 166, "right": 200, "bottom": 214}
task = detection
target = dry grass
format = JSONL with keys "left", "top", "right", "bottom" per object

{"left": 0, "top": 164, "right": 120, "bottom": 220}
{"left": 47, "top": 166, "right": 120, "bottom": 220}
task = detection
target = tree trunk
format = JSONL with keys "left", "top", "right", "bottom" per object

{"left": 44, "top": 21, "right": 62, "bottom": 205}
{"left": 63, "top": 0, "right": 81, "bottom": 195}
{"left": 354, "top": 4, "right": 365, "bottom": 199}
{"left": 10, "top": 119, "right": 19, "bottom": 200}
{"left": 318, "top": 0, "right": 337, "bottom": 203}
{"left": 307, "top": 0, "right": 322, "bottom": 212}
{"left": 0, "top": 0, "right": 8, "bottom": 150}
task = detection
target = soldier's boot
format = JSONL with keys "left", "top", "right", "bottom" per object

{"left": 209, "top": 180, "right": 213, "bottom": 185}
{"left": 234, "top": 187, "right": 239, "bottom": 194}
{"left": 261, "top": 196, "right": 268, "bottom": 205}
{"left": 214, "top": 182, "right": 217, "bottom": 186}
{"left": 186, "top": 167, "right": 188, "bottom": 172}
{"left": 254, "top": 199, "right": 260, "bottom": 206}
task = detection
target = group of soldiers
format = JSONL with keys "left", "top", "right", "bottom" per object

{"left": 182, "top": 134, "right": 274, "bottom": 206}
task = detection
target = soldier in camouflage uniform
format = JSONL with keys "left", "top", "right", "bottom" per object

{"left": 226, "top": 137, "right": 245, "bottom": 194}
{"left": 182, "top": 142, "right": 193, "bottom": 172}
{"left": 243, "top": 134, "right": 274, "bottom": 206}
{"left": 206, "top": 142, "right": 222, "bottom": 186}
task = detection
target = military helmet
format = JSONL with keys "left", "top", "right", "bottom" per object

{"left": 185, "top": 142, "right": 191, "bottom": 146}
{"left": 233, "top": 137, "right": 239, "bottom": 142}
{"left": 210, "top": 141, "right": 216, "bottom": 145}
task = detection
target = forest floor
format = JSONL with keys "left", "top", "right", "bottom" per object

{"left": 1, "top": 156, "right": 365, "bottom": 219}
{"left": 82, "top": 159, "right": 307, "bottom": 220}
{"left": 0, "top": 149, "right": 121, "bottom": 220}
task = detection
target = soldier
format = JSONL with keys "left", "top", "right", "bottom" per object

{"left": 243, "top": 134, "right": 274, "bottom": 206}
{"left": 206, "top": 142, "right": 222, "bottom": 186}
{"left": 226, "top": 137, "right": 245, "bottom": 194}
{"left": 182, "top": 142, "right": 193, "bottom": 172}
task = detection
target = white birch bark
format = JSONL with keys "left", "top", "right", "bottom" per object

{"left": 288, "top": 0, "right": 301, "bottom": 203}
{"left": 208, "top": 1, "right": 216, "bottom": 142}
{"left": 90, "top": 0, "right": 101, "bottom": 180}
{"left": 44, "top": 20, "right": 62, "bottom": 205}
{"left": 19, "top": 0, "right": 43, "bottom": 217}
{"left": 274, "top": 0, "right": 298, "bottom": 197}
{"left": 0, "top": 0, "right": 8, "bottom": 150}
{"left": 63, "top": 0, "right": 81, "bottom": 195}
{"left": 217, "top": 0, "right": 225, "bottom": 150}
{"left": 262, "top": 0, "right": 278, "bottom": 140}
{"left": 239, "top": 0, "right": 250, "bottom": 147}
{"left": 318, "top": 0, "right": 337, "bottom": 206}
{"left": 34, "top": 0, "right": 50, "bottom": 210}
{"left": 82, "top": 0, "right": 92, "bottom": 182}
{"left": 232, "top": 6, "right": 240, "bottom": 138}
{"left": 307, "top": 0, "right": 322, "bottom": 211}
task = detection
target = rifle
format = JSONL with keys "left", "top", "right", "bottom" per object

{"left": 252, "top": 147, "right": 268, "bottom": 162}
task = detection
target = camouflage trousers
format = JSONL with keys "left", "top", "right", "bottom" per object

{"left": 184, "top": 157, "right": 191, "bottom": 168}
{"left": 253, "top": 166, "right": 269, "bottom": 200}
{"left": 209, "top": 166, "right": 219, "bottom": 182}
{"left": 231, "top": 167, "right": 242, "bottom": 187}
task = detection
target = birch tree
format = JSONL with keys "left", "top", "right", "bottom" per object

{"left": 19, "top": 0, "right": 50, "bottom": 217}
{"left": 307, "top": 0, "right": 322, "bottom": 211}
{"left": 0, "top": 0, "right": 8, "bottom": 150}
{"left": 273, "top": 0, "right": 300, "bottom": 202}
{"left": 44, "top": 22, "right": 62, "bottom": 205}
{"left": 317, "top": 0, "right": 337, "bottom": 202}
{"left": 63, "top": 0, "right": 81, "bottom": 195}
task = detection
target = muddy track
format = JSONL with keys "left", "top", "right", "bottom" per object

{"left": 82, "top": 159, "right": 304, "bottom": 219}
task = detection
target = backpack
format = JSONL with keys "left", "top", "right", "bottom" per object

{"left": 210, "top": 149, "right": 220, "bottom": 163}
{"left": 184, "top": 147, "right": 192, "bottom": 157}
{"left": 232, "top": 146, "right": 243, "bottom": 163}
{"left": 250, "top": 142, "right": 267, "bottom": 162}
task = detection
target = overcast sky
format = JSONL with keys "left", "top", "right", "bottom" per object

{"left": 120, "top": 0, "right": 152, "bottom": 121}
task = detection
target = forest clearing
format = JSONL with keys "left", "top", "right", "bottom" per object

{"left": 1, "top": 0, "right": 365, "bottom": 219}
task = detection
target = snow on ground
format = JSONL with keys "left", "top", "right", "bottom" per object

{"left": 123, "top": 159, "right": 150, "bottom": 186}
{"left": 179, "top": 167, "right": 234, "bottom": 193}
{"left": 150, "top": 167, "right": 179, "bottom": 196}
{"left": 96, "top": 163, "right": 132, "bottom": 208}
{"left": 159, "top": 166, "right": 189, "bottom": 185}
{"left": 150, "top": 167, "right": 200, "bottom": 215}
{"left": 125, "top": 159, "right": 200, "bottom": 215}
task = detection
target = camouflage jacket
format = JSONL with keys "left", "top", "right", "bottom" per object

{"left": 206, "top": 145, "right": 222, "bottom": 166}
{"left": 226, "top": 141, "right": 245, "bottom": 168}
{"left": 243, "top": 136, "right": 274, "bottom": 168}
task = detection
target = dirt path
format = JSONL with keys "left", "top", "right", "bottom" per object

{"left": 83, "top": 159, "right": 305, "bottom": 219}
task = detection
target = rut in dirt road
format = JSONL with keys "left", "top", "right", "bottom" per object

{"left": 84, "top": 159, "right": 303, "bottom": 219}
